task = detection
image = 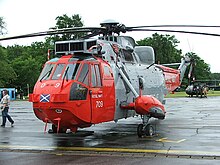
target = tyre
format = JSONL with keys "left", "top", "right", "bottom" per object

{"left": 144, "top": 124, "right": 154, "bottom": 136}
{"left": 52, "top": 124, "right": 67, "bottom": 133}
{"left": 137, "top": 124, "right": 144, "bottom": 138}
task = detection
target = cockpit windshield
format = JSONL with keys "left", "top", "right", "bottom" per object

{"left": 62, "top": 63, "right": 81, "bottom": 80}
{"left": 38, "top": 62, "right": 91, "bottom": 88}
{"left": 38, "top": 63, "right": 55, "bottom": 81}
{"left": 52, "top": 64, "right": 65, "bottom": 80}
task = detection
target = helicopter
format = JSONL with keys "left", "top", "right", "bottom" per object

{"left": 0, "top": 20, "right": 218, "bottom": 137}
{"left": 185, "top": 59, "right": 209, "bottom": 98}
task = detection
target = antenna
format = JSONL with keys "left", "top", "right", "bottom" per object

{"left": 187, "top": 38, "right": 194, "bottom": 52}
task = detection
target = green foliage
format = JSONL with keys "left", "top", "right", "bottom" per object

{"left": 47, "top": 14, "right": 84, "bottom": 43}
{"left": 0, "top": 16, "right": 6, "bottom": 35}
{"left": 210, "top": 73, "right": 220, "bottom": 80}
{"left": 136, "top": 33, "right": 212, "bottom": 83}
{"left": 185, "top": 52, "right": 211, "bottom": 80}
{"left": 1, "top": 14, "right": 85, "bottom": 93}
{"left": 137, "top": 33, "right": 182, "bottom": 64}
{"left": 0, "top": 46, "right": 16, "bottom": 87}
{"left": 28, "top": 41, "right": 50, "bottom": 64}
{"left": 6, "top": 44, "right": 26, "bottom": 61}
{"left": 6, "top": 43, "right": 49, "bottom": 92}
{"left": 56, "top": 14, "right": 83, "bottom": 29}
{"left": 11, "top": 56, "right": 40, "bottom": 90}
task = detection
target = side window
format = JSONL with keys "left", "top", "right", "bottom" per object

{"left": 104, "top": 66, "right": 112, "bottom": 77}
{"left": 123, "top": 50, "right": 134, "bottom": 62}
{"left": 69, "top": 83, "right": 88, "bottom": 100}
{"left": 91, "top": 65, "right": 97, "bottom": 87}
{"left": 52, "top": 64, "right": 65, "bottom": 80}
{"left": 95, "top": 64, "right": 102, "bottom": 86}
{"left": 78, "top": 64, "right": 89, "bottom": 86}
{"left": 91, "top": 64, "right": 102, "bottom": 87}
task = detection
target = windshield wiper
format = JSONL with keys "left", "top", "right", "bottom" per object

{"left": 146, "top": 63, "right": 155, "bottom": 69}
{"left": 40, "top": 67, "right": 53, "bottom": 82}
{"left": 61, "top": 66, "right": 70, "bottom": 90}
{"left": 63, "top": 66, "right": 69, "bottom": 81}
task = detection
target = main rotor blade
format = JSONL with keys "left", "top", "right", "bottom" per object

{"left": 81, "top": 30, "right": 102, "bottom": 39}
{"left": 128, "top": 25, "right": 220, "bottom": 29}
{"left": 130, "top": 28, "right": 220, "bottom": 37}
{"left": 0, "top": 27, "right": 105, "bottom": 41}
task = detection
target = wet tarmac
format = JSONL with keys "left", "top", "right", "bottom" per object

{"left": 1, "top": 96, "right": 220, "bottom": 164}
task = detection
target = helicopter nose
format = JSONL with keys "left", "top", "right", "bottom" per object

{"left": 148, "top": 107, "right": 165, "bottom": 119}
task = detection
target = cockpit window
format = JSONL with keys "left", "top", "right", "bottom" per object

{"left": 77, "top": 64, "right": 89, "bottom": 86}
{"left": 91, "top": 64, "right": 102, "bottom": 87}
{"left": 134, "top": 46, "right": 155, "bottom": 65}
{"left": 38, "top": 63, "right": 55, "bottom": 81}
{"left": 104, "top": 66, "right": 112, "bottom": 76}
{"left": 63, "top": 63, "right": 81, "bottom": 80}
{"left": 52, "top": 64, "right": 65, "bottom": 80}
{"left": 123, "top": 50, "right": 134, "bottom": 62}
{"left": 70, "top": 82, "right": 88, "bottom": 100}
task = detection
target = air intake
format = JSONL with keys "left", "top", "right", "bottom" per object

{"left": 55, "top": 39, "right": 97, "bottom": 55}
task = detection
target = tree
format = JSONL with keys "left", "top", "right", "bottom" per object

{"left": 211, "top": 73, "right": 220, "bottom": 80}
{"left": 0, "top": 46, "right": 16, "bottom": 87}
{"left": 185, "top": 52, "right": 211, "bottom": 81}
{"left": 0, "top": 16, "right": 6, "bottom": 35}
{"left": 11, "top": 56, "right": 40, "bottom": 92}
{"left": 0, "top": 18, "right": 16, "bottom": 87}
{"left": 4, "top": 14, "right": 85, "bottom": 93}
{"left": 28, "top": 41, "right": 50, "bottom": 65}
{"left": 136, "top": 33, "right": 212, "bottom": 86}
{"left": 47, "top": 14, "right": 84, "bottom": 43}
{"left": 6, "top": 43, "right": 48, "bottom": 92}
{"left": 6, "top": 45, "right": 25, "bottom": 61}
{"left": 137, "top": 33, "right": 182, "bottom": 64}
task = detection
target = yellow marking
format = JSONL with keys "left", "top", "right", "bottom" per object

{"left": 156, "top": 137, "right": 186, "bottom": 143}
{"left": 0, "top": 144, "right": 220, "bottom": 156}
{"left": 56, "top": 153, "right": 63, "bottom": 156}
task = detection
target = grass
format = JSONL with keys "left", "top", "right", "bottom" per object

{"left": 165, "top": 90, "right": 220, "bottom": 98}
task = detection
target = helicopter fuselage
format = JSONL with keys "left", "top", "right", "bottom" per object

{"left": 29, "top": 37, "right": 188, "bottom": 133}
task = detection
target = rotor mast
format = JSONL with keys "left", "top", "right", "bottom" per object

{"left": 100, "top": 19, "right": 127, "bottom": 37}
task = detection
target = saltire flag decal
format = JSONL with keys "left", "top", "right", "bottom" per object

{"left": 40, "top": 94, "right": 50, "bottom": 102}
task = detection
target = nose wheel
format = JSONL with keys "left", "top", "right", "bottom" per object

{"left": 137, "top": 115, "right": 154, "bottom": 137}
{"left": 48, "top": 124, "right": 67, "bottom": 133}
{"left": 137, "top": 124, "right": 154, "bottom": 137}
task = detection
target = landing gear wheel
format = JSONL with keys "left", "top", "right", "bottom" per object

{"left": 137, "top": 124, "right": 144, "bottom": 137}
{"left": 52, "top": 124, "right": 57, "bottom": 133}
{"left": 144, "top": 124, "right": 154, "bottom": 136}
{"left": 51, "top": 124, "right": 67, "bottom": 133}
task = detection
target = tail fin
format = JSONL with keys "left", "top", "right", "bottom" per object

{"left": 178, "top": 55, "right": 191, "bottom": 83}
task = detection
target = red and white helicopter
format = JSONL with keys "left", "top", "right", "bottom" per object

{"left": 1, "top": 20, "right": 217, "bottom": 137}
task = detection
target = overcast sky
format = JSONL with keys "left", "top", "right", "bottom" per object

{"left": 1, "top": 0, "right": 220, "bottom": 73}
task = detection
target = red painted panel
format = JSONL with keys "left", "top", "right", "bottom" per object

{"left": 158, "top": 65, "right": 180, "bottom": 92}
{"left": 91, "top": 63, "right": 115, "bottom": 123}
